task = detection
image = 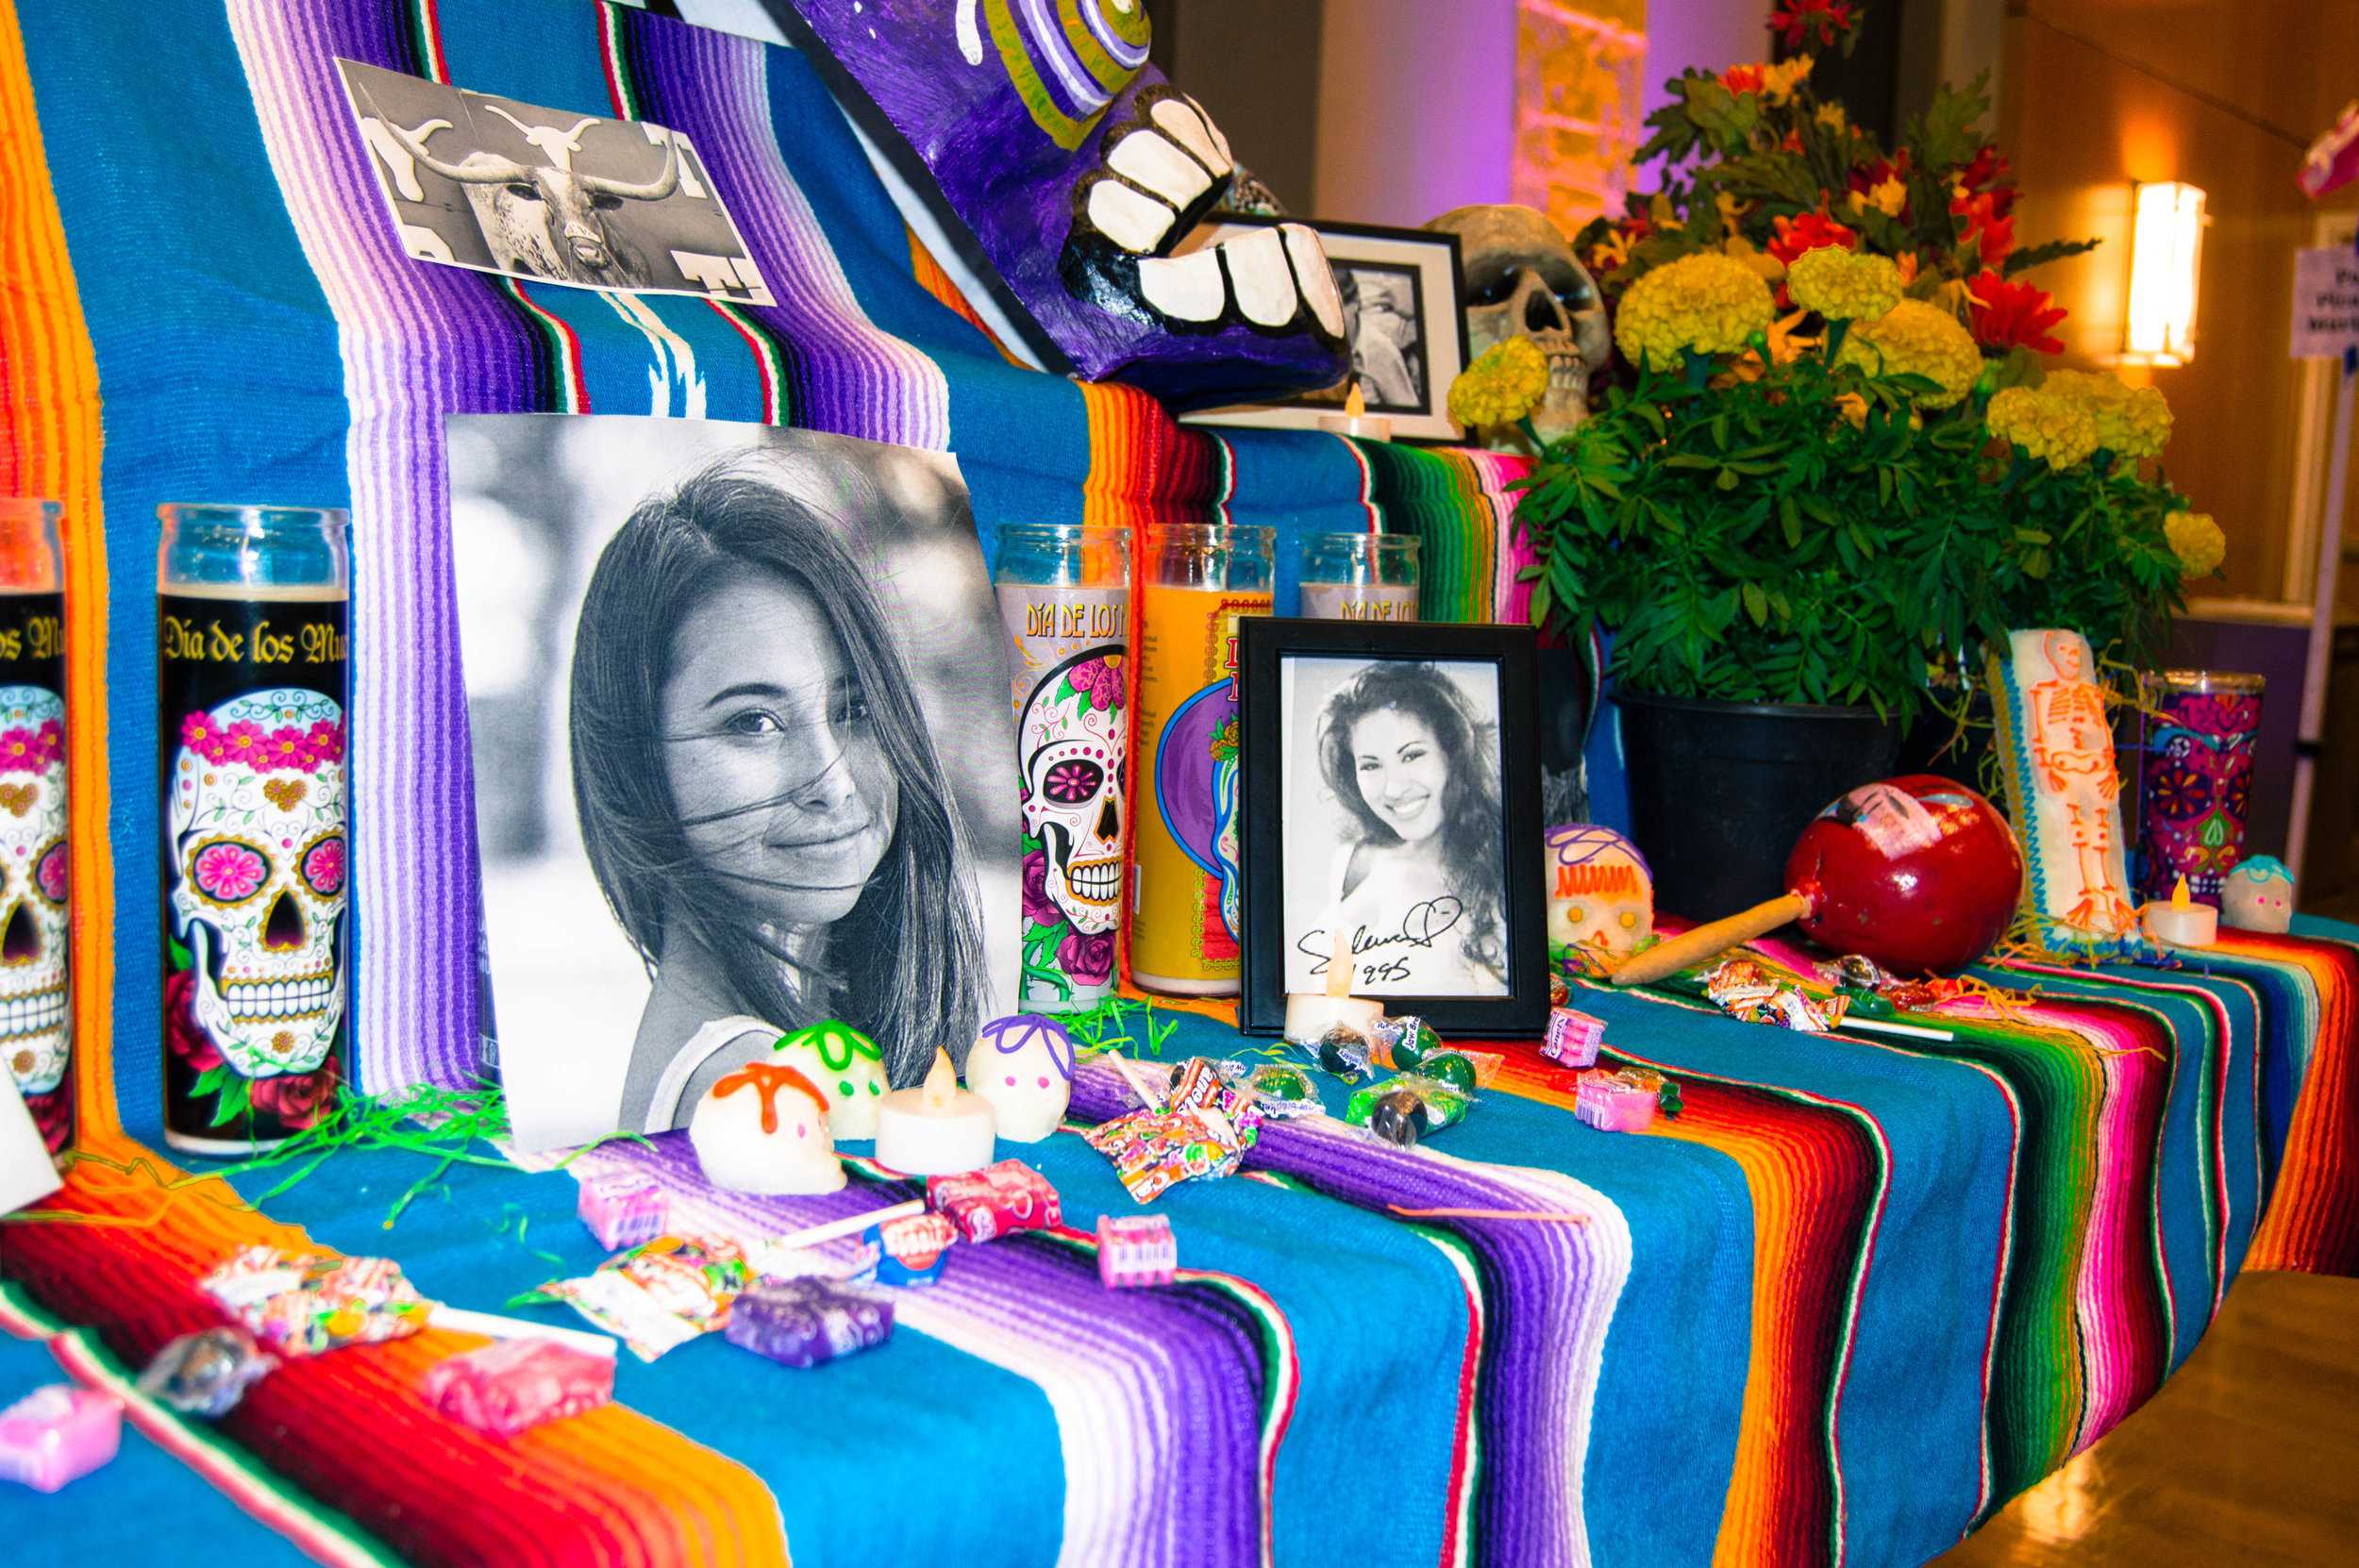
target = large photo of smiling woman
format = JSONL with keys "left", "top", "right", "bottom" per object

{"left": 453, "top": 417, "right": 1018, "bottom": 1148}
{"left": 1279, "top": 657, "right": 1509, "bottom": 997}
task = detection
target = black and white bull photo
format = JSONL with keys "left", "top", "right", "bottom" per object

{"left": 337, "top": 58, "right": 775, "bottom": 306}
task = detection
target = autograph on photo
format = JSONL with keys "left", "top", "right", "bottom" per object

{"left": 1296, "top": 897, "right": 1466, "bottom": 987}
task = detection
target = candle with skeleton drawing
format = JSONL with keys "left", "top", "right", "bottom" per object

{"left": 874, "top": 1047, "right": 996, "bottom": 1176}
{"left": 995, "top": 525, "right": 1130, "bottom": 1009}
{"left": 158, "top": 506, "right": 348, "bottom": 1157}
{"left": 0, "top": 501, "right": 68, "bottom": 1158}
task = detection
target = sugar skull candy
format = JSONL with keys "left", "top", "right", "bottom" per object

{"left": 1546, "top": 824, "right": 1653, "bottom": 969}
{"left": 2219, "top": 855, "right": 2294, "bottom": 934}
{"left": 965, "top": 1013, "right": 1075, "bottom": 1143}
{"left": 1020, "top": 650, "right": 1126, "bottom": 934}
{"left": 0, "top": 686, "right": 68, "bottom": 1097}
{"left": 769, "top": 1019, "right": 889, "bottom": 1141}
{"left": 168, "top": 691, "right": 345, "bottom": 1079}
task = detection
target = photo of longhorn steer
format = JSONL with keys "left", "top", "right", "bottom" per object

{"left": 337, "top": 58, "right": 774, "bottom": 305}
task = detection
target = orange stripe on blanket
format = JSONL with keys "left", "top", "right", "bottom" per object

{"left": 2227, "top": 929, "right": 2359, "bottom": 1272}
{"left": 0, "top": 0, "right": 115, "bottom": 1142}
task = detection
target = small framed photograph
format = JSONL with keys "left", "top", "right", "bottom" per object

{"left": 1180, "top": 218, "right": 1468, "bottom": 442}
{"left": 1238, "top": 619, "right": 1548, "bottom": 1038}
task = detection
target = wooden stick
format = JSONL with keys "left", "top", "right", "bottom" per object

{"left": 1611, "top": 892, "right": 1812, "bottom": 987}
{"left": 1843, "top": 1016, "right": 1956, "bottom": 1042}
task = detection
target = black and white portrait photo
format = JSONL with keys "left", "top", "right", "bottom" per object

{"left": 1335, "top": 263, "right": 1428, "bottom": 414}
{"left": 452, "top": 416, "right": 1017, "bottom": 1149}
{"left": 1279, "top": 655, "right": 1509, "bottom": 998}
{"left": 339, "top": 59, "right": 775, "bottom": 304}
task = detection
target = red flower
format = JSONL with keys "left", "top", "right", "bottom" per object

{"left": 1020, "top": 849, "right": 1062, "bottom": 929}
{"left": 164, "top": 968, "right": 223, "bottom": 1073}
{"left": 1951, "top": 190, "right": 2016, "bottom": 269}
{"left": 1967, "top": 270, "right": 2067, "bottom": 355}
{"left": 1846, "top": 151, "right": 1913, "bottom": 221}
{"left": 251, "top": 1054, "right": 339, "bottom": 1131}
{"left": 1723, "top": 63, "right": 1766, "bottom": 95}
{"left": 1057, "top": 927, "right": 1116, "bottom": 988}
{"left": 1767, "top": 209, "right": 1858, "bottom": 267}
{"left": 1768, "top": 0, "right": 1857, "bottom": 49}
{"left": 24, "top": 1084, "right": 69, "bottom": 1155}
{"left": 1955, "top": 143, "right": 2014, "bottom": 212}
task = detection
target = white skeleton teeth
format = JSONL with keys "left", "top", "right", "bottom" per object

{"left": 1137, "top": 247, "right": 1228, "bottom": 322}
{"left": 1282, "top": 223, "right": 1345, "bottom": 337}
{"left": 1106, "top": 127, "right": 1213, "bottom": 210}
{"left": 1222, "top": 226, "right": 1298, "bottom": 327}
{"left": 1176, "top": 92, "right": 1230, "bottom": 170}
{"left": 1149, "top": 95, "right": 1230, "bottom": 177}
{"left": 1087, "top": 178, "right": 1179, "bottom": 256}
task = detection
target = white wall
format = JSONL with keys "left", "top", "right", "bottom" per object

{"left": 1313, "top": 0, "right": 1518, "bottom": 226}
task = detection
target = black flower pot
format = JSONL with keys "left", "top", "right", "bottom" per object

{"left": 1613, "top": 687, "right": 1904, "bottom": 919}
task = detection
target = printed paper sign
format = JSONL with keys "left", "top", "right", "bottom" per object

{"left": 2291, "top": 245, "right": 2359, "bottom": 360}
{"left": 337, "top": 59, "right": 774, "bottom": 305}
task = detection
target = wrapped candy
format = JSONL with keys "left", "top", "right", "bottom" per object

{"left": 1344, "top": 1075, "right": 1470, "bottom": 1148}
{"left": 1241, "top": 1062, "right": 1321, "bottom": 1120}
{"left": 1083, "top": 1095, "right": 1261, "bottom": 1203}
{"left": 870, "top": 1210, "right": 958, "bottom": 1288}
{"left": 1575, "top": 1067, "right": 1681, "bottom": 1133}
{"left": 577, "top": 1171, "right": 669, "bottom": 1252}
{"left": 136, "top": 1327, "right": 278, "bottom": 1418}
{"left": 1097, "top": 1213, "right": 1177, "bottom": 1288}
{"left": 926, "top": 1159, "right": 1062, "bottom": 1243}
{"left": 1541, "top": 1007, "right": 1606, "bottom": 1068}
{"left": 1371, "top": 1014, "right": 1444, "bottom": 1066}
{"left": 527, "top": 1234, "right": 750, "bottom": 1362}
{"left": 200, "top": 1246, "right": 433, "bottom": 1358}
{"left": 725, "top": 1278, "right": 894, "bottom": 1368}
{"left": 0, "top": 1385, "right": 121, "bottom": 1493}
{"left": 1312, "top": 1025, "right": 1375, "bottom": 1080}
{"left": 1700, "top": 958, "right": 1849, "bottom": 1033}
{"left": 424, "top": 1338, "right": 614, "bottom": 1438}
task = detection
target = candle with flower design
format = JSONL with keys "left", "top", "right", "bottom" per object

{"left": 0, "top": 501, "right": 68, "bottom": 1159}
{"left": 158, "top": 506, "right": 349, "bottom": 1155}
{"left": 995, "top": 525, "right": 1131, "bottom": 1009}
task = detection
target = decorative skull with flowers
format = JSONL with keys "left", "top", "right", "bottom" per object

{"left": 167, "top": 690, "right": 346, "bottom": 1079}
{"left": 1019, "top": 649, "right": 1127, "bottom": 935}
{"left": 0, "top": 686, "right": 68, "bottom": 1099}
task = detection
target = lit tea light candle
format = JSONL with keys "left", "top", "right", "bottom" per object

{"left": 874, "top": 1047, "right": 996, "bottom": 1176}
{"left": 1316, "top": 382, "right": 1393, "bottom": 442}
{"left": 1283, "top": 924, "right": 1387, "bottom": 1044}
{"left": 2142, "top": 875, "right": 2218, "bottom": 948}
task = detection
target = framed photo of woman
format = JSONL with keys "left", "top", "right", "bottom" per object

{"left": 1237, "top": 619, "right": 1548, "bottom": 1038}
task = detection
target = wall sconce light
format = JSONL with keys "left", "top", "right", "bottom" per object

{"left": 2123, "top": 181, "right": 2205, "bottom": 365}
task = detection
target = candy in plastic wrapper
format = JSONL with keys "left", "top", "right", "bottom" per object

{"left": 1550, "top": 971, "right": 1572, "bottom": 1007}
{"left": 0, "top": 1385, "right": 122, "bottom": 1493}
{"left": 200, "top": 1246, "right": 433, "bottom": 1358}
{"left": 1371, "top": 1014, "right": 1444, "bottom": 1067}
{"left": 1701, "top": 959, "right": 1849, "bottom": 1033}
{"left": 136, "top": 1327, "right": 278, "bottom": 1417}
{"left": 1083, "top": 1098, "right": 1261, "bottom": 1203}
{"left": 1313, "top": 1025, "right": 1375, "bottom": 1080}
{"left": 1345, "top": 1075, "right": 1470, "bottom": 1148}
{"left": 527, "top": 1234, "right": 750, "bottom": 1362}
{"left": 926, "top": 1159, "right": 1062, "bottom": 1243}
{"left": 725, "top": 1277, "right": 893, "bottom": 1368}
{"left": 1542, "top": 1007, "right": 1606, "bottom": 1068}
{"left": 424, "top": 1337, "right": 615, "bottom": 1438}
{"left": 1242, "top": 1062, "right": 1321, "bottom": 1119}
{"left": 870, "top": 1210, "right": 958, "bottom": 1287}
{"left": 1097, "top": 1213, "right": 1177, "bottom": 1287}
{"left": 1576, "top": 1067, "right": 1681, "bottom": 1132}
{"left": 577, "top": 1171, "right": 669, "bottom": 1251}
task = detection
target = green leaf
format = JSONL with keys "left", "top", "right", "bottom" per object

{"left": 209, "top": 1073, "right": 253, "bottom": 1128}
{"left": 2002, "top": 237, "right": 2101, "bottom": 278}
{"left": 1779, "top": 495, "right": 1803, "bottom": 548}
{"left": 1742, "top": 582, "right": 1768, "bottom": 627}
{"left": 168, "top": 935, "right": 192, "bottom": 972}
{"left": 192, "top": 1064, "right": 226, "bottom": 1099}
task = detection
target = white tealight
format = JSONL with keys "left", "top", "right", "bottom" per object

{"left": 875, "top": 1048, "right": 997, "bottom": 1176}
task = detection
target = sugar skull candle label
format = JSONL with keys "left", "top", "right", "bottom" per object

{"left": 159, "top": 594, "right": 347, "bottom": 1147}
{"left": 998, "top": 584, "right": 1128, "bottom": 1007}
{"left": 0, "top": 591, "right": 68, "bottom": 1154}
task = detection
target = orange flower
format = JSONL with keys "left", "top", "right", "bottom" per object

{"left": 1766, "top": 209, "right": 1858, "bottom": 268}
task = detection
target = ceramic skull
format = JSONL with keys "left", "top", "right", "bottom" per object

{"left": 1020, "top": 650, "right": 1126, "bottom": 933}
{"left": 167, "top": 691, "right": 345, "bottom": 1079}
{"left": 0, "top": 686, "right": 68, "bottom": 1097}
{"left": 1424, "top": 204, "right": 1610, "bottom": 445}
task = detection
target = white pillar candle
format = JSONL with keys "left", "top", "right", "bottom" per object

{"left": 874, "top": 1047, "right": 997, "bottom": 1176}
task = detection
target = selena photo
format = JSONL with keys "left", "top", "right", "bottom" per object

{"left": 453, "top": 415, "right": 1018, "bottom": 1149}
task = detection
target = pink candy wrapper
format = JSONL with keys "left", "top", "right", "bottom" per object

{"left": 200, "top": 1246, "right": 433, "bottom": 1358}
{"left": 1083, "top": 1095, "right": 1261, "bottom": 1203}
{"left": 1575, "top": 1068, "right": 1665, "bottom": 1133}
{"left": 926, "top": 1159, "right": 1062, "bottom": 1243}
{"left": 527, "top": 1234, "right": 751, "bottom": 1362}
{"left": 1541, "top": 1007, "right": 1606, "bottom": 1068}
{"left": 577, "top": 1172, "right": 670, "bottom": 1252}
{"left": 424, "top": 1338, "right": 615, "bottom": 1438}
{"left": 1097, "top": 1213, "right": 1176, "bottom": 1287}
{"left": 0, "top": 1385, "right": 122, "bottom": 1493}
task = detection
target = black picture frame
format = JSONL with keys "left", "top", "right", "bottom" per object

{"left": 1238, "top": 618, "right": 1548, "bottom": 1038}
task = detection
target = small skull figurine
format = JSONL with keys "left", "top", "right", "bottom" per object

{"left": 1424, "top": 204, "right": 1610, "bottom": 446}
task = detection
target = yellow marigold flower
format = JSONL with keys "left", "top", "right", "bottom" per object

{"left": 2042, "top": 370, "right": 2174, "bottom": 459}
{"left": 2165, "top": 509, "right": 2226, "bottom": 578}
{"left": 1788, "top": 247, "right": 1903, "bottom": 322}
{"left": 1816, "top": 103, "right": 1848, "bottom": 132}
{"left": 1761, "top": 55, "right": 1814, "bottom": 105}
{"left": 1614, "top": 251, "right": 1776, "bottom": 367}
{"left": 1835, "top": 298, "right": 1982, "bottom": 408}
{"left": 1447, "top": 336, "right": 1550, "bottom": 429}
{"left": 1986, "top": 385, "right": 2100, "bottom": 471}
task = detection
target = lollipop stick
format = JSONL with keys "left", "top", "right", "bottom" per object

{"left": 1611, "top": 892, "right": 1812, "bottom": 987}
